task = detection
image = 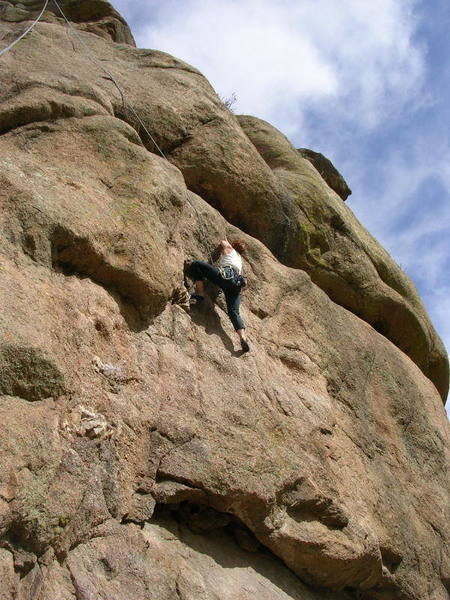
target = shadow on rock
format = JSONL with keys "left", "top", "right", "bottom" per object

{"left": 189, "top": 298, "right": 237, "bottom": 355}
{"left": 147, "top": 506, "right": 343, "bottom": 600}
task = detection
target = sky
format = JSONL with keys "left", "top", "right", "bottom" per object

{"left": 111, "top": 0, "right": 450, "bottom": 408}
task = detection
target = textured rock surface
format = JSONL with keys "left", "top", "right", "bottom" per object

{"left": 0, "top": 0, "right": 135, "bottom": 44}
{"left": 0, "top": 2, "right": 449, "bottom": 600}
{"left": 297, "top": 147, "right": 352, "bottom": 201}
{"left": 237, "top": 114, "right": 448, "bottom": 401}
{"left": 0, "top": 1, "right": 447, "bottom": 402}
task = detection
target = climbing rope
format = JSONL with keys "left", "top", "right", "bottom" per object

{"left": 1, "top": 0, "right": 215, "bottom": 263}
{"left": 0, "top": 0, "right": 49, "bottom": 57}
{"left": 52, "top": 0, "right": 216, "bottom": 262}
{"left": 52, "top": 0, "right": 167, "bottom": 160}
{"left": 186, "top": 195, "right": 214, "bottom": 263}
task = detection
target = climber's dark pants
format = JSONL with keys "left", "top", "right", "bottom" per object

{"left": 187, "top": 260, "right": 245, "bottom": 331}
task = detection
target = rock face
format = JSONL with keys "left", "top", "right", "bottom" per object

{"left": 236, "top": 115, "right": 448, "bottom": 402}
{"left": 0, "top": 2, "right": 449, "bottom": 600}
{"left": 297, "top": 147, "right": 352, "bottom": 201}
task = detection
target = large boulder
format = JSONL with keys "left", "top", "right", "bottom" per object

{"left": 0, "top": 2, "right": 449, "bottom": 600}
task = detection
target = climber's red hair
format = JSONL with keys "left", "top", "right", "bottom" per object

{"left": 231, "top": 239, "right": 246, "bottom": 255}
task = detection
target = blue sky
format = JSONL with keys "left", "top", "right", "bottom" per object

{"left": 111, "top": 0, "right": 449, "bottom": 407}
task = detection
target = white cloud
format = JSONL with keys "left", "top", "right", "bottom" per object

{"left": 349, "top": 147, "right": 450, "bottom": 367}
{"left": 351, "top": 154, "right": 449, "bottom": 240}
{"left": 130, "top": 0, "right": 424, "bottom": 134}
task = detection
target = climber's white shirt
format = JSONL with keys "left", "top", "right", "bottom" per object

{"left": 215, "top": 249, "right": 243, "bottom": 275}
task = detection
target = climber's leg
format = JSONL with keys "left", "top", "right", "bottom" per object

{"left": 186, "top": 260, "right": 223, "bottom": 301}
{"left": 237, "top": 329, "right": 249, "bottom": 352}
{"left": 225, "top": 289, "right": 249, "bottom": 352}
{"left": 187, "top": 260, "right": 223, "bottom": 302}
{"left": 194, "top": 279, "right": 205, "bottom": 297}
{"left": 187, "top": 261, "right": 223, "bottom": 285}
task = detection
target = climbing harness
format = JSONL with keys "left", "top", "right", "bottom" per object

{"left": 218, "top": 266, "right": 247, "bottom": 289}
{"left": 0, "top": 0, "right": 49, "bottom": 57}
{"left": 219, "top": 265, "right": 236, "bottom": 280}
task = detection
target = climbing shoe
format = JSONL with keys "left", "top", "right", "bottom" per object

{"left": 190, "top": 293, "right": 204, "bottom": 304}
{"left": 241, "top": 339, "right": 250, "bottom": 353}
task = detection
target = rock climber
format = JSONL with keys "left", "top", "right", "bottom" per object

{"left": 186, "top": 239, "right": 250, "bottom": 352}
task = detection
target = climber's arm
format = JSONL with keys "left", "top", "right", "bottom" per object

{"left": 211, "top": 239, "right": 232, "bottom": 262}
